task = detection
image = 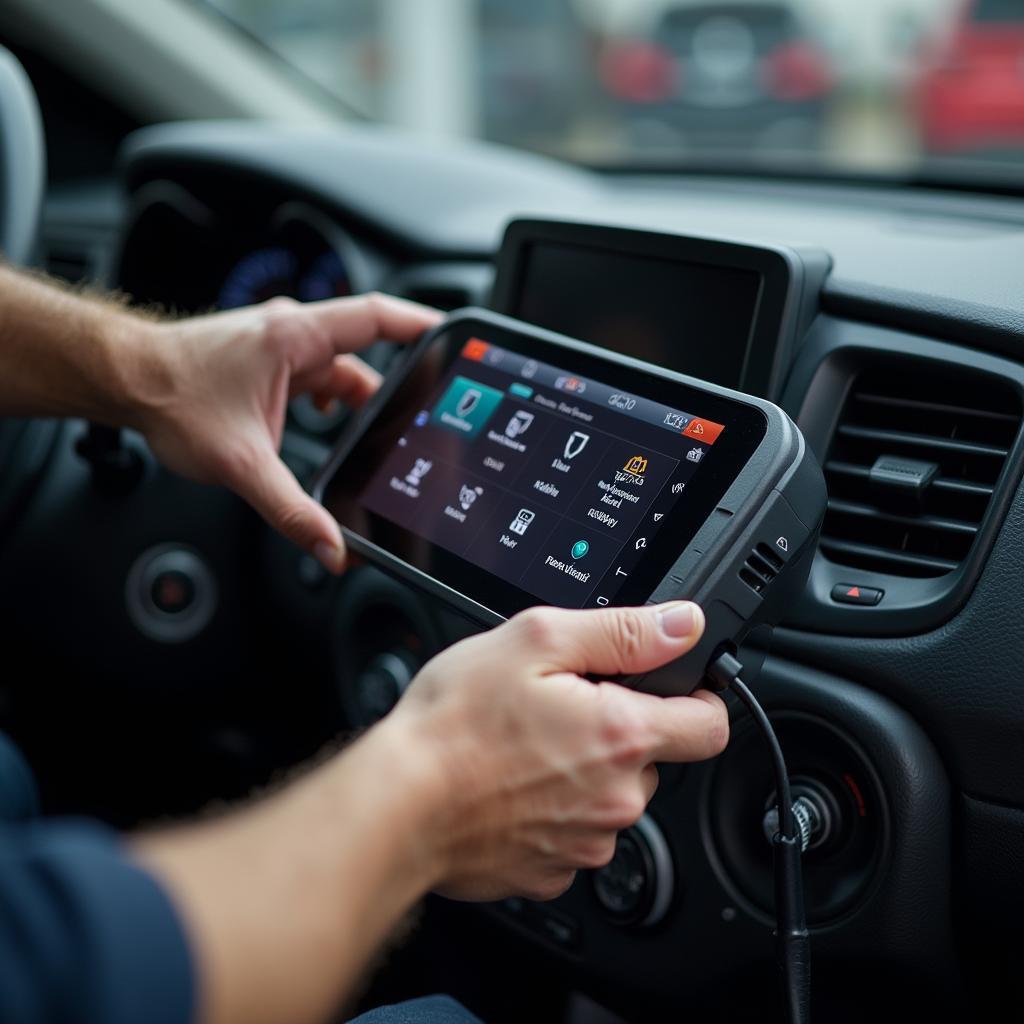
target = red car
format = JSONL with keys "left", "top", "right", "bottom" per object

{"left": 915, "top": 0, "right": 1024, "bottom": 155}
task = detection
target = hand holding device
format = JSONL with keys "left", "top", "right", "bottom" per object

{"left": 140, "top": 291, "right": 442, "bottom": 571}
{"left": 388, "top": 600, "right": 725, "bottom": 902}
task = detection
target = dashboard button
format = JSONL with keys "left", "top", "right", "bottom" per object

{"left": 126, "top": 545, "right": 217, "bottom": 643}
{"left": 499, "top": 899, "right": 581, "bottom": 950}
{"left": 150, "top": 569, "right": 195, "bottom": 614}
{"left": 593, "top": 830, "right": 651, "bottom": 920}
{"left": 535, "top": 908, "right": 580, "bottom": 949}
{"left": 831, "top": 583, "right": 884, "bottom": 606}
{"left": 591, "top": 813, "right": 674, "bottom": 928}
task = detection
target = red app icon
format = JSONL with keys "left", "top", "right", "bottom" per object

{"left": 682, "top": 418, "right": 725, "bottom": 444}
{"left": 462, "top": 338, "right": 489, "bottom": 362}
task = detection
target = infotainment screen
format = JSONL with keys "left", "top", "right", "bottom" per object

{"left": 513, "top": 242, "right": 761, "bottom": 389}
{"left": 491, "top": 220, "right": 828, "bottom": 400}
{"left": 318, "top": 311, "right": 772, "bottom": 620}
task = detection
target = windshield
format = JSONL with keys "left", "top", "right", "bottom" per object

{"left": 199, "top": 0, "right": 1024, "bottom": 182}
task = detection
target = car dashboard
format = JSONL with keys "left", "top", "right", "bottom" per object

{"left": 4, "top": 120, "right": 1024, "bottom": 1023}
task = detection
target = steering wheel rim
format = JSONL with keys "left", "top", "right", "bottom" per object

{"left": 0, "top": 45, "right": 44, "bottom": 266}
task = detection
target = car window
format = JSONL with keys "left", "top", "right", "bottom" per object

{"left": 196, "top": 0, "right": 1024, "bottom": 186}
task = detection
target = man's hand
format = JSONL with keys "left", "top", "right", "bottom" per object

{"left": 388, "top": 600, "right": 727, "bottom": 901}
{"left": 0, "top": 266, "right": 441, "bottom": 570}
{"left": 137, "top": 600, "right": 726, "bottom": 1024}
{"left": 138, "top": 293, "right": 441, "bottom": 572}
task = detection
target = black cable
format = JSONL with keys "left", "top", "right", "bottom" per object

{"left": 707, "top": 651, "right": 811, "bottom": 1024}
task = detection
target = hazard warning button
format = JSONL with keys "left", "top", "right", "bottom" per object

{"left": 830, "top": 583, "right": 884, "bottom": 606}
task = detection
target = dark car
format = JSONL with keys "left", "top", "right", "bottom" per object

{"left": 601, "top": 1, "right": 834, "bottom": 154}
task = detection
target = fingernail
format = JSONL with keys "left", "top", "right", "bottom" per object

{"left": 314, "top": 540, "right": 344, "bottom": 574}
{"left": 657, "top": 601, "right": 700, "bottom": 638}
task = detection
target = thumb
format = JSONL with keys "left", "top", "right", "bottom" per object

{"left": 232, "top": 446, "right": 346, "bottom": 573}
{"left": 517, "top": 601, "right": 705, "bottom": 678}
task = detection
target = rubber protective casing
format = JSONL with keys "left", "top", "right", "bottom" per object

{"left": 315, "top": 309, "right": 827, "bottom": 696}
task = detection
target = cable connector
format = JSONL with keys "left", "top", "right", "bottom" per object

{"left": 706, "top": 648, "right": 744, "bottom": 692}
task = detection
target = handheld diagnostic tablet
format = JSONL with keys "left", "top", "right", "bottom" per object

{"left": 315, "top": 309, "right": 826, "bottom": 695}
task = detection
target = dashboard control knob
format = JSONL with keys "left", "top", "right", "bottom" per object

{"left": 762, "top": 780, "right": 837, "bottom": 854}
{"left": 355, "top": 650, "right": 417, "bottom": 723}
{"left": 126, "top": 544, "right": 217, "bottom": 643}
{"left": 591, "top": 813, "right": 674, "bottom": 928}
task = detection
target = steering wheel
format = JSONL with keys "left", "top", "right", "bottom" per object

{"left": 0, "top": 44, "right": 44, "bottom": 266}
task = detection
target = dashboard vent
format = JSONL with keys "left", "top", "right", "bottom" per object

{"left": 821, "top": 363, "right": 1022, "bottom": 578}
{"left": 740, "top": 543, "right": 784, "bottom": 595}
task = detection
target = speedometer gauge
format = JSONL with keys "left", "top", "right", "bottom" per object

{"left": 217, "top": 247, "right": 300, "bottom": 310}
{"left": 299, "top": 249, "right": 352, "bottom": 302}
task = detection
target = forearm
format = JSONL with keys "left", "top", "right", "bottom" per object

{"left": 134, "top": 718, "right": 447, "bottom": 1024}
{"left": 0, "top": 264, "right": 167, "bottom": 426}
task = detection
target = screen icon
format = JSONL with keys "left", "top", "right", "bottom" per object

{"left": 653, "top": 512, "right": 664, "bottom": 522}
{"left": 671, "top": 482, "right": 686, "bottom": 495}
{"left": 635, "top": 537, "right": 647, "bottom": 550}
{"left": 413, "top": 410, "right": 429, "bottom": 427}
{"left": 623, "top": 455, "right": 648, "bottom": 475}
{"left": 564, "top": 431, "right": 590, "bottom": 460}
{"left": 432, "top": 376, "right": 504, "bottom": 438}
{"left": 686, "top": 447, "right": 705, "bottom": 464}
{"left": 596, "top": 596, "right": 609, "bottom": 606}
{"left": 461, "top": 339, "right": 488, "bottom": 362}
{"left": 405, "top": 458, "right": 432, "bottom": 487}
{"left": 683, "top": 418, "right": 725, "bottom": 444}
{"left": 457, "top": 389, "right": 482, "bottom": 418}
{"left": 505, "top": 410, "right": 534, "bottom": 439}
{"left": 571, "top": 539, "right": 590, "bottom": 560}
{"left": 663, "top": 411, "right": 687, "bottom": 430}
{"left": 522, "top": 359, "right": 538, "bottom": 380}
{"left": 615, "top": 566, "right": 629, "bottom": 577}
{"left": 509, "top": 509, "right": 535, "bottom": 536}
{"left": 556, "top": 375, "right": 586, "bottom": 395}
{"left": 459, "top": 484, "right": 483, "bottom": 512}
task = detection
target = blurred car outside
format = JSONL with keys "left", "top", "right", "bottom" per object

{"left": 598, "top": 0, "right": 836, "bottom": 155}
{"left": 914, "top": 0, "right": 1024, "bottom": 157}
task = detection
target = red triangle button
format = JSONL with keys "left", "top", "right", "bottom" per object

{"left": 846, "top": 586, "right": 861, "bottom": 598}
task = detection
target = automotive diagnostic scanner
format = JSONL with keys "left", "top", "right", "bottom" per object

{"left": 315, "top": 309, "right": 826, "bottom": 696}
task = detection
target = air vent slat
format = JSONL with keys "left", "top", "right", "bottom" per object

{"left": 821, "top": 362, "right": 1022, "bottom": 580}
{"left": 819, "top": 537, "right": 959, "bottom": 575}
{"left": 825, "top": 460, "right": 995, "bottom": 497}
{"left": 930, "top": 478, "right": 995, "bottom": 497}
{"left": 836, "top": 425, "right": 1008, "bottom": 459}
{"left": 854, "top": 392, "right": 1020, "bottom": 425}
{"left": 827, "top": 498, "right": 979, "bottom": 537}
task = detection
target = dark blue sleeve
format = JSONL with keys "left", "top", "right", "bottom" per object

{"left": 0, "top": 819, "right": 195, "bottom": 1024}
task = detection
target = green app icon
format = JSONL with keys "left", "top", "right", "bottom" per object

{"left": 571, "top": 540, "right": 590, "bottom": 560}
{"left": 431, "top": 376, "right": 504, "bottom": 439}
